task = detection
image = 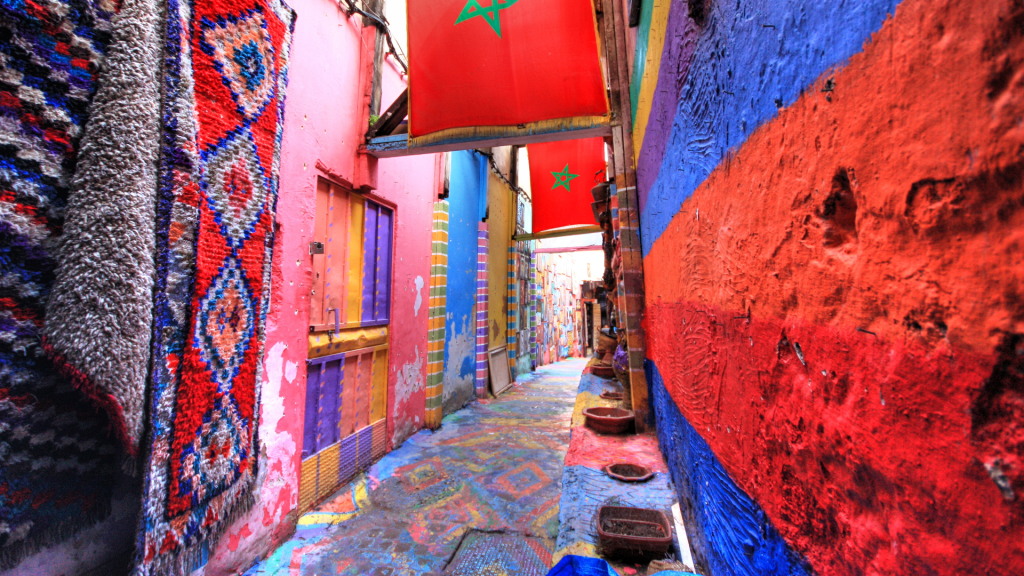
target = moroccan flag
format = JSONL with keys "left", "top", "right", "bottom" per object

{"left": 407, "top": 0, "right": 608, "bottom": 137}
{"left": 528, "top": 137, "right": 606, "bottom": 233}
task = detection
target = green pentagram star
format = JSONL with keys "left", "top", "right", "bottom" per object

{"left": 455, "top": 0, "right": 522, "bottom": 38}
{"left": 551, "top": 164, "right": 579, "bottom": 192}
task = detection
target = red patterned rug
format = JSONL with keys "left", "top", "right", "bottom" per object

{"left": 137, "top": 0, "right": 295, "bottom": 573}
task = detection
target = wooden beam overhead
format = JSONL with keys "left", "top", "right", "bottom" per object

{"left": 512, "top": 225, "right": 601, "bottom": 242}
{"left": 366, "top": 89, "right": 409, "bottom": 139}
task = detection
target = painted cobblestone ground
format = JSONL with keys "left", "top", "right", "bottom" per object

{"left": 245, "top": 359, "right": 586, "bottom": 575}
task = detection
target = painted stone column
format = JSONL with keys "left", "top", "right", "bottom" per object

{"left": 425, "top": 201, "right": 449, "bottom": 428}
{"left": 475, "top": 223, "right": 490, "bottom": 398}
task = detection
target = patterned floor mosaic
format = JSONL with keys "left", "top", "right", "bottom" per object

{"left": 245, "top": 359, "right": 587, "bottom": 575}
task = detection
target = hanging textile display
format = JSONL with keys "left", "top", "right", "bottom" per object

{"left": 44, "top": 0, "right": 163, "bottom": 457}
{"left": 0, "top": 0, "right": 127, "bottom": 567}
{"left": 527, "top": 138, "right": 607, "bottom": 233}
{"left": 137, "top": 0, "right": 296, "bottom": 573}
{"left": 406, "top": 0, "right": 608, "bottom": 138}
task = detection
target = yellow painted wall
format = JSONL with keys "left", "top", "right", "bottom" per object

{"left": 487, "top": 148, "right": 513, "bottom": 351}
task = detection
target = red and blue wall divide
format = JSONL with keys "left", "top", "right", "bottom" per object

{"left": 634, "top": 0, "right": 1024, "bottom": 574}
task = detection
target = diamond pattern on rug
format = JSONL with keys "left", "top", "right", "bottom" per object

{"left": 195, "top": 256, "right": 257, "bottom": 388}
{"left": 201, "top": 9, "right": 277, "bottom": 121}
{"left": 201, "top": 129, "right": 269, "bottom": 244}
{"left": 136, "top": 0, "right": 295, "bottom": 573}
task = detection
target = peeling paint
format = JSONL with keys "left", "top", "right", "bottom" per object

{"left": 391, "top": 346, "right": 424, "bottom": 447}
{"left": 442, "top": 315, "right": 475, "bottom": 415}
{"left": 285, "top": 360, "right": 297, "bottom": 383}
{"left": 639, "top": 0, "right": 1024, "bottom": 572}
{"left": 413, "top": 275, "right": 424, "bottom": 316}
{"left": 204, "top": 342, "right": 298, "bottom": 575}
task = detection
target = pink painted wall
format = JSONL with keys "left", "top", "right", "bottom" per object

{"left": 378, "top": 67, "right": 434, "bottom": 449}
{"left": 201, "top": 1, "right": 437, "bottom": 573}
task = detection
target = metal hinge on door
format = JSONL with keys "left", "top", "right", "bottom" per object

{"left": 309, "top": 241, "right": 325, "bottom": 255}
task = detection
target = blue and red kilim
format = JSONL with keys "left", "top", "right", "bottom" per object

{"left": 0, "top": 0, "right": 120, "bottom": 567}
{"left": 137, "top": 0, "right": 295, "bottom": 573}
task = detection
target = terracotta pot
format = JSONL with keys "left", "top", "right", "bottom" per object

{"left": 599, "top": 390, "right": 623, "bottom": 400}
{"left": 597, "top": 506, "right": 673, "bottom": 556}
{"left": 591, "top": 364, "right": 615, "bottom": 379}
{"left": 602, "top": 463, "right": 654, "bottom": 483}
{"left": 583, "top": 407, "right": 634, "bottom": 434}
{"left": 597, "top": 333, "right": 617, "bottom": 352}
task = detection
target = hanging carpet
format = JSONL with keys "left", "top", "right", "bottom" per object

{"left": 136, "top": 0, "right": 296, "bottom": 573}
{"left": 406, "top": 0, "right": 608, "bottom": 137}
{"left": 43, "top": 0, "right": 164, "bottom": 457}
{"left": 0, "top": 0, "right": 126, "bottom": 568}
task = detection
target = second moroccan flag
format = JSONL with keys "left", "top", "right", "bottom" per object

{"left": 407, "top": 0, "right": 607, "bottom": 137}
{"left": 528, "top": 137, "right": 607, "bottom": 233}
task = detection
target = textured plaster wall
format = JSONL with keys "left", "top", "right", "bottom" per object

{"left": 638, "top": 0, "right": 900, "bottom": 255}
{"left": 201, "top": 0, "right": 436, "bottom": 573}
{"left": 442, "top": 151, "right": 486, "bottom": 414}
{"left": 535, "top": 254, "right": 581, "bottom": 365}
{"left": 638, "top": 0, "right": 1024, "bottom": 575}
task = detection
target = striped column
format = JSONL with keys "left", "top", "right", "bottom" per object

{"left": 425, "top": 201, "right": 449, "bottom": 428}
{"left": 530, "top": 256, "right": 538, "bottom": 370}
{"left": 506, "top": 245, "right": 517, "bottom": 379}
{"left": 475, "top": 223, "right": 489, "bottom": 398}
{"left": 609, "top": 188, "right": 625, "bottom": 328}
{"left": 615, "top": 181, "right": 652, "bottom": 429}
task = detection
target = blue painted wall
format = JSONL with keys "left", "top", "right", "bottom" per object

{"left": 639, "top": 0, "right": 900, "bottom": 256}
{"left": 647, "top": 361, "right": 812, "bottom": 576}
{"left": 442, "top": 151, "right": 487, "bottom": 415}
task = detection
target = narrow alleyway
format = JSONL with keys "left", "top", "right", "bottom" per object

{"left": 246, "top": 359, "right": 587, "bottom": 575}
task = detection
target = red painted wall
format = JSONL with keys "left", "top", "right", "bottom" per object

{"left": 642, "top": 0, "right": 1024, "bottom": 573}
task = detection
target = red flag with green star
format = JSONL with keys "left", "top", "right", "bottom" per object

{"left": 407, "top": 0, "right": 607, "bottom": 137}
{"left": 527, "top": 138, "right": 607, "bottom": 233}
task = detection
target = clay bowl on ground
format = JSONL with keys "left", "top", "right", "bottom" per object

{"left": 583, "top": 407, "right": 634, "bottom": 434}
{"left": 591, "top": 364, "right": 615, "bottom": 379}
{"left": 599, "top": 390, "right": 623, "bottom": 401}
{"left": 596, "top": 505, "right": 673, "bottom": 557}
{"left": 603, "top": 463, "right": 654, "bottom": 483}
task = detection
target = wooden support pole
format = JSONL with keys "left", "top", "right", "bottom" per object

{"left": 600, "top": 0, "right": 650, "bottom": 431}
